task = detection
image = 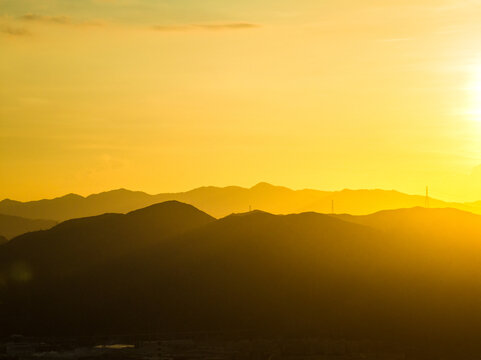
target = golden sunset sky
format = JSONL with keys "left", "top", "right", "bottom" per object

{"left": 1, "top": 0, "right": 481, "bottom": 201}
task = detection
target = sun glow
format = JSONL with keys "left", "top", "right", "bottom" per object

{"left": 466, "top": 67, "right": 481, "bottom": 121}
{"left": 2, "top": 0, "right": 481, "bottom": 202}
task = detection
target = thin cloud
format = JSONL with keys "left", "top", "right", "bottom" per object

{"left": 196, "top": 23, "right": 260, "bottom": 30}
{"left": 18, "top": 14, "right": 103, "bottom": 27}
{"left": 0, "top": 24, "right": 31, "bottom": 36}
{"left": 153, "top": 23, "right": 260, "bottom": 32}
{"left": 20, "top": 14, "right": 72, "bottom": 24}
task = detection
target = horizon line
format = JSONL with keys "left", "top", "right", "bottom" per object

{"left": 0, "top": 182, "right": 475, "bottom": 205}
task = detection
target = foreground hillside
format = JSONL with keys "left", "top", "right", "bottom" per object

{"left": 0, "top": 214, "right": 57, "bottom": 240}
{"left": 0, "top": 201, "right": 215, "bottom": 279}
{"left": 1, "top": 183, "right": 480, "bottom": 221}
{"left": 2, "top": 203, "right": 481, "bottom": 357}
{"left": 335, "top": 207, "right": 481, "bottom": 238}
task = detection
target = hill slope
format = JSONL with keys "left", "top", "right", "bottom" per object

{"left": 1, "top": 183, "right": 480, "bottom": 221}
{"left": 334, "top": 207, "right": 481, "bottom": 239}
{"left": 0, "top": 214, "right": 57, "bottom": 240}
{"left": 0, "top": 201, "right": 215, "bottom": 278}
{"left": 2, "top": 204, "right": 481, "bottom": 356}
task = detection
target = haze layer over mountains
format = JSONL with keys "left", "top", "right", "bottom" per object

{"left": 1, "top": 182, "right": 481, "bottom": 222}
{"left": 2, "top": 200, "right": 481, "bottom": 358}
{"left": 0, "top": 214, "right": 56, "bottom": 240}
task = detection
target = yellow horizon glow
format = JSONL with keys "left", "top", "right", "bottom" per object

{"left": 1, "top": 0, "right": 481, "bottom": 202}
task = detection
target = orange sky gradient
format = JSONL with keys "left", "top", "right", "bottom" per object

{"left": 1, "top": 0, "right": 481, "bottom": 201}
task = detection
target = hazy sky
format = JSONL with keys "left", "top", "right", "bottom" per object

{"left": 1, "top": 0, "right": 481, "bottom": 201}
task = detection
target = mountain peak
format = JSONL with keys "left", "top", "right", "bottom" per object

{"left": 251, "top": 182, "right": 275, "bottom": 190}
{"left": 251, "top": 181, "right": 274, "bottom": 189}
{"left": 86, "top": 188, "right": 149, "bottom": 200}
{"left": 127, "top": 201, "right": 216, "bottom": 222}
{"left": 0, "top": 198, "right": 21, "bottom": 205}
{"left": 128, "top": 200, "right": 197, "bottom": 214}
{"left": 229, "top": 209, "right": 273, "bottom": 217}
{"left": 60, "top": 193, "right": 84, "bottom": 200}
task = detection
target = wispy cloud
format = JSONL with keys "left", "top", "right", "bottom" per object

{"left": 0, "top": 24, "right": 30, "bottom": 36}
{"left": 152, "top": 23, "right": 260, "bottom": 32}
{"left": 18, "top": 14, "right": 102, "bottom": 27}
{"left": 196, "top": 23, "right": 260, "bottom": 30}
{"left": 20, "top": 14, "right": 72, "bottom": 24}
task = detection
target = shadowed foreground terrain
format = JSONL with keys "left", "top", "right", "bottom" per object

{"left": 2, "top": 202, "right": 481, "bottom": 358}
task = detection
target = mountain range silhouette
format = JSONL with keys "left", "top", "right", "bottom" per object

{"left": 2, "top": 201, "right": 481, "bottom": 356}
{"left": 1, "top": 182, "right": 480, "bottom": 222}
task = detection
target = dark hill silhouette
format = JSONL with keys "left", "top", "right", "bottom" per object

{"left": 2, "top": 204, "right": 481, "bottom": 356}
{"left": 0, "top": 214, "right": 57, "bottom": 240}
{"left": 1, "top": 183, "right": 481, "bottom": 221}
{"left": 334, "top": 207, "right": 481, "bottom": 239}
{"left": 333, "top": 207, "right": 481, "bottom": 285}
{"left": 0, "top": 235, "right": 6, "bottom": 245}
{"left": 0, "top": 201, "right": 215, "bottom": 279}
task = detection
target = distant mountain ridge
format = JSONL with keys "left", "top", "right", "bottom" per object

{"left": 0, "top": 214, "right": 57, "bottom": 240}
{"left": 1, "top": 183, "right": 481, "bottom": 221}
